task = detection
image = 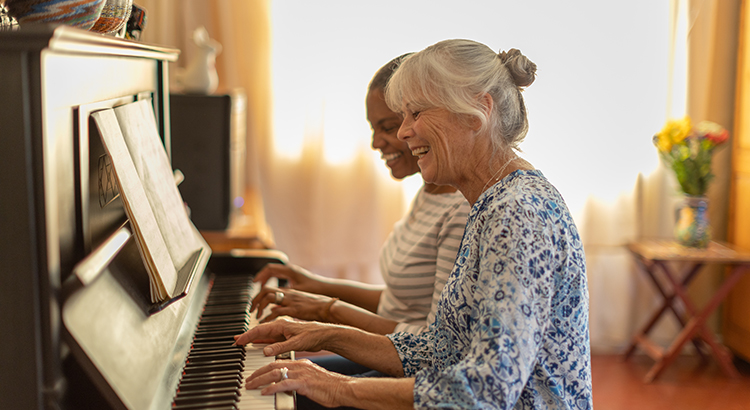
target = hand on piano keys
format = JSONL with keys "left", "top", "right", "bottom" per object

{"left": 171, "top": 274, "right": 296, "bottom": 410}
{"left": 250, "top": 285, "right": 338, "bottom": 324}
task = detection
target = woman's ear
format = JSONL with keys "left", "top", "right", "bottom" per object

{"left": 478, "top": 92, "right": 494, "bottom": 117}
{"left": 470, "top": 93, "right": 494, "bottom": 131}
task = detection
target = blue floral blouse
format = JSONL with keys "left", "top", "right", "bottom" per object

{"left": 387, "top": 170, "right": 592, "bottom": 409}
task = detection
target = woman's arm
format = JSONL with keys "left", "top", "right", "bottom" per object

{"left": 234, "top": 318, "right": 405, "bottom": 377}
{"left": 245, "top": 359, "right": 414, "bottom": 410}
{"left": 254, "top": 263, "right": 384, "bottom": 312}
{"left": 235, "top": 319, "right": 412, "bottom": 409}
{"left": 251, "top": 287, "right": 399, "bottom": 334}
{"left": 326, "top": 297, "right": 398, "bottom": 334}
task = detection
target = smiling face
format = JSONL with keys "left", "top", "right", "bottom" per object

{"left": 368, "top": 89, "right": 420, "bottom": 179}
{"left": 397, "top": 101, "right": 480, "bottom": 188}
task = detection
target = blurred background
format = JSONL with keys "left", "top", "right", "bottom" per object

{"left": 134, "top": 0, "right": 739, "bottom": 354}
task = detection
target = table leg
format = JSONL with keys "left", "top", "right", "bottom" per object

{"left": 624, "top": 258, "right": 704, "bottom": 360}
{"left": 643, "top": 264, "right": 746, "bottom": 382}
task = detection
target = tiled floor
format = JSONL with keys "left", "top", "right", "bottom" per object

{"left": 592, "top": 354, "right": 750, "bottom": 410}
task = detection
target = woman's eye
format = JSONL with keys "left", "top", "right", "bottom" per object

{"left": 412, "top": 111, "right": 421, "bottom": 120}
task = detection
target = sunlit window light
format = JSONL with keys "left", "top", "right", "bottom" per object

{"left": 270, "top": 0, "right": 676, "bottom": 216}
{"left": 668, "top": 0, "right": 689, "bottom": 119}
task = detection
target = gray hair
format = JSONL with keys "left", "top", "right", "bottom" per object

{"left": 385, "top": 39, "right": 536, "bottom": 152}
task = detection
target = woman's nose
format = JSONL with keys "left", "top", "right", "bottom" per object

{"left": 397, "top": 121, "right": 413, "bottom": 141}
{"left": 371, "top": 132, "right": 385, "bottom": 150}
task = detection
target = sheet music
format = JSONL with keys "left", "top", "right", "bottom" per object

{"left": 113, "top": 100, "right": 203, "bottom": 275}
{"left": 91, "top": 109, "right": 177, "bottom": 302}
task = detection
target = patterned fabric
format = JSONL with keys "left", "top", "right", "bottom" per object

{"left": 388, "top": 170, "right": 592, "bottom": 409}
{"left": 1, "top": 4, "right": 20, "bottom": 30}
{"left": 124, "top": 3, "right": 145, "bottom": 40}
{"left": 4, "top": 0, "right": 106, "bottom": 30}
{"left": 90, "top": 0, "right": 132, "bottom": 34}
{"left": 377, "top": 186, "right": 470, "bottom": 334}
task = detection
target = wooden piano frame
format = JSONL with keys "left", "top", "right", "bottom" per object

{"left": 0, "top": 25, "right": 287, "bottom": 409}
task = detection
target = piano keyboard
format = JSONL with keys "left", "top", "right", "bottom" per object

{"left": 172, "top": 274, "right": 295, "bottom": 410}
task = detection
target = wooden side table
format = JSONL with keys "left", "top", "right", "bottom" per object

{"left": 623, "top": 239, "right": 750, "bottom": 382}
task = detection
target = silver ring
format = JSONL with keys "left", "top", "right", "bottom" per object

{"left": 280, "top": 367, "right": 289, "bottom": 381}
{"left": 275, "top": 292, "right": 285, "bottom": 304}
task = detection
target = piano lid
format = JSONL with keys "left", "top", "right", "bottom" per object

{"left": 0, "top": 23, "right": 179, "bottom": 61}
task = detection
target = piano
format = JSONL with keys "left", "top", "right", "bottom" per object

{"left": 0, "top": 25, "right": 295, "bottom": 409}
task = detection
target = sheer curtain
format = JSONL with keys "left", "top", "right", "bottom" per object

{"left": 584, "top": 0, "right": 740, "bottom": 352}
{"left": 136, "top": 0, "right": 740, "bottom": 351}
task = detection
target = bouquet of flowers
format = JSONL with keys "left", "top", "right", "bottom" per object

{"left": 652, "top": 116, "right": 729, "bottom": 197}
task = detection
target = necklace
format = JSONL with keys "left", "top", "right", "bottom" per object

{"left": 481, "top": 155, "right": 517, "bottom": 194}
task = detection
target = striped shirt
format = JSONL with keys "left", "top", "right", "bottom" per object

{"left": 377, "top": 186, "right": 470, "bottom": 334}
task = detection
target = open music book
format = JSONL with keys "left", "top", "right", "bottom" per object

{"left": 92, "top": 100, "right": 204, "bottom": 303}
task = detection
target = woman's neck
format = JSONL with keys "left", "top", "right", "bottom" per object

{"left": 460, "top": 153, "right": 533, "bottom": 205}
{"left": 423, "top": 183, "right": 457, "bottom": 195}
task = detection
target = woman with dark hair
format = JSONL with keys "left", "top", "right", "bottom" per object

{"left": 235, "top": 39, "right": 592, "bottom": 410}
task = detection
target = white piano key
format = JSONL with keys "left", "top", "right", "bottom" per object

{"left": 235, "top": 282, "right": 296, "bottom": 410}
{"left": 237, "top": 344, "right": 276, "bottom": 410}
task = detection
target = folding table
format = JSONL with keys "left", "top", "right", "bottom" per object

{"left": 623, "top": 239, "right": 750, "bottom": 382}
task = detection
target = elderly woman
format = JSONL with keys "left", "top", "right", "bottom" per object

{"left": 249, "top": 54, "right": 470, "bottom": 338}
{"left": 249, "top": 55, "right": 470, "bottom": 379}
{"left": 234, "top": 39, "right": 592, "bottom": 410}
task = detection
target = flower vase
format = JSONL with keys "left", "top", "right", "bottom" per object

{"left": 674, "top": 196, "right": 711, "bottom": 248}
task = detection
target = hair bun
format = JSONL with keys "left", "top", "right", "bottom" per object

{"left": 498, "top": 48, "right": 537, "bottom": 88}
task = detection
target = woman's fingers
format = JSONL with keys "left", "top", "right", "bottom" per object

{"left": 246, "top": 359, "right": 351, "bottom": 407}
{"left": 250, "top": 286, "right": 280, "bottom": 317}
{"left": 233, "top": 321, "right": 284, "bottom": 347}
{"left": 245, "top": 362, "right": 291, "bottom": 391}
{"left": 246, "top": 360, "right": 303, "bottom": 391}
{"left": 253, "top": 263, "right": 296, "bottom": 286}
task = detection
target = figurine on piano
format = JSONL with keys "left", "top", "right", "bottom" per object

{"left": 249, "top": 54, "right": 471, "bottom": 376}
{"left": 234, "top": 39, "right": 593, "bottom": 409}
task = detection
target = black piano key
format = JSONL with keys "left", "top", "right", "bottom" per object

{"left": 205, "top": 294, "right": 251, "bottom": 302}
{"left": 195, "top": 326, "right": 248, "bottom": 335}
{"left": 187, "top": 352, "right": 244, "bottom": 363}
{"left": 172, "top": 399, "right": 237, "bottom": 409}
{"left": 193, "top": 329, "right": 247, "bottom": 339}
{"left": 188, "top": 345, "right": 244, "bottom": 354}
{"left": 174, "top": 391, "right": 239, "bottom": 406}
{"left": 185, "top": 357, "right": 242, "bottom": 368}
{"left": 188, "top": 347, "right": 245, "bottom": 356}
{"left": 183, "top": 362, "right": 242, "bottom": 374}
{"left": 179, "top": 373, "right": 241, "bottom": 386}
{"left": 189, "top": 342, "right": 242, "bottom": 351}
{"left": 179, "top": 372, "right": 241, "bottom": 384}
{"left": 197, "top": 317, "right": 249, "bottom": 327}
{"left": 175, "top": 386, "right": 239, "bottom": 398}
{"left": 195, "top": 323, "right": 248, "bottom": 332}
{"left": 172, "top": 273, "right": 271, "bottom": 410}
{"left": 179, "top": 372, "right": 241, "bottom": 383}
{"left": 190, "top": 335, "right": 237, "bottom": 343}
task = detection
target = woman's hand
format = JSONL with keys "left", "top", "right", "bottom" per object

{"left": 251, "top": 286, "right": 336, "bottom": 323}
{"left": 233, "top": 317, "right": 337, "bottom": 356}
{"left": 253, "top": 263, "right": 325, "bottom": 294}
{"left": 246, "top": 359, "right": 354, "bottom": 408}
{"left": 234, "top": 317, "right": 408, "bottom": 384}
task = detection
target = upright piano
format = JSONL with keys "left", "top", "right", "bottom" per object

{"left": 0, "top": 25, "right": 294, "bottom": 409}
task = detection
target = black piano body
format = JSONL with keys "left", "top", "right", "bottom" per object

{"left": 0, "top": 25, "right": 288, "bottom": 409}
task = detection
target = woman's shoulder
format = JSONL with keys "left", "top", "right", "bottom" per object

{"left": 499, "top": 169, "right": 561, "bottom": 201}
{"left": 475, "top": 169, "right": 569, "bottom": 217}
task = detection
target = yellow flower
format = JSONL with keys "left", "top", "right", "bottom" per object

{"left": 655, "top": 116, "right": 692, "bottom": 153}
{"left": 652, "top": 115, "right": 729, "bottom": 197}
